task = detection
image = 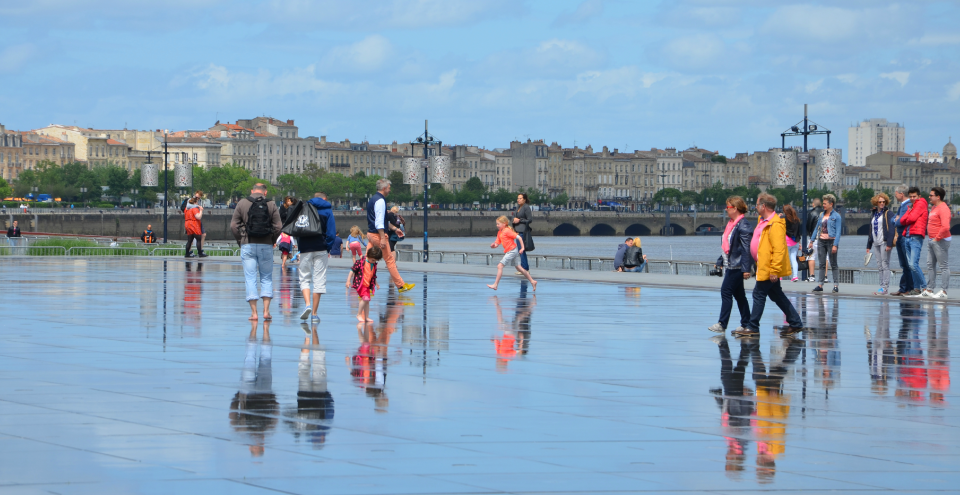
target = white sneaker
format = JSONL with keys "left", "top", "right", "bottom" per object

{"left": 920, "top": 289, "right": 935, "bottom": 298}
{"left": 707, "top": 323, "right": 725, "bottom": 333}
{"left": 931, "top": 290, "right": 948, "bottom": 299}
{"left": 300, "top": 307, "right": 312, "bottom": 320}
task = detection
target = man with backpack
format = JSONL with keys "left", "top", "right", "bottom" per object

{"left": 231, "top": 183, "right": 282, "bottom": 321}
{"left": 295, "top": 192, "right": 337, "bottom": 321}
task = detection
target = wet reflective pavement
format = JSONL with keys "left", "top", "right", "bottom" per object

{"left": 0, "top": 258, "right": 957, "bottom": 494}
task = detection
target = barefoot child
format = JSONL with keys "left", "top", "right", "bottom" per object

{"left": 488, "top": 216, "right": 537, "bottom": 291}
{"left": 354, "top": 245, "right": 382, "bottom": 322}
{"left": 275, "top": 232, "right": 293, "bottom": 268}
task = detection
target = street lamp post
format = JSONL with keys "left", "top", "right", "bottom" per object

{"left": 411, "top": 120, "right": 441, "bottom": 263}
{"left": 80, "top": 187, "right": 88, "bottom": 207}
{"left": 658, "top": 169, "right": 671, "bottom": 236}
{"left": 781, "top": 104, "right": 831, "bottom": 280}
{"left": 130, "top": 189, "right": 139, "bottom": 208}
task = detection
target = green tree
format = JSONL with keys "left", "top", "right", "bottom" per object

{"left": 652, "top": 187, "right": 682, "bottom": 206}
{"left": 14, "top": 170, "right": 38, "bottom": 198}
{"left": 0, "top": 177, "right": 12, "bottom": 199}
{"left": 711, "top": 155, "right": 727, "bottom": 164}
{"left": 491, "top": 188, "right": 514, "bottom": 208}
{"left": 104, "top": 165, "right": 131, "bottom": 203}
{"left": 387, "top": 170, "right": 412, "bottom": 204}
{"left": 679, "top": 190, "right": 699, "bottom": 209}
{"left": 463, "top": 176, "right": 486, "bottom": 195}
{"left": 429, "top": 183, "right": 455, "bottom": 206}
{"left": 551, "top": 193, "right": 569, "bottom": 208}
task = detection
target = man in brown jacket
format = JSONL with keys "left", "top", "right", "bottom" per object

{"left": 231, "top": 183, "right": 282, "bottom": 321}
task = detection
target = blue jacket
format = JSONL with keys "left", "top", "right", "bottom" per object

{"left": 297, "top": 197, "right": 337, "bottom": 253}
{"left": 812, "top": 210, "right": 842, "bottom": 246}
{"left": 893, "top": 199, "right": 911, "bottom": 235}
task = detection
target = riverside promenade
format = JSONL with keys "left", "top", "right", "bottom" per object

{"left": 1, "top": 257, "right": 957, "bottom": 494}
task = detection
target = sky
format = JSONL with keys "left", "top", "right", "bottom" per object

{"left": 2, "top": 0, "right": 960, "bottom": 161}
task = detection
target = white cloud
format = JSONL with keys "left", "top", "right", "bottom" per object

{"left": 569, "top": 66, "right": 668, "bottom": 101}
{"left": 907, "top": 33, "right": 960, "bottom": 46}
{"left": 322, "top": 35, "right": 393, "bottom": 72}
{"left": 948, "top": 82, "right": 960, "bottom": 101}
{"left": 253, "top": 0, "right": 516, "bottom": 30}
{"left": 805, "top": 79, "right": 824, "bottom": 93}
{"left": 427, "top": 70, "right": 457, "bottom": 95}
{"left": 0, "top": 44, "right": 36, "bottom": 73}
{"left": 758, "top": 4, "right": 915, "bottom": 45}
{"left": 553, "top": 0, "right": 604, "bottom": 26}
{"left": 477, "top": 39, "right": 604, "bottom": 78}
{"left": 659, "top": 34, "right": 727, "bottom": 68}
{"left": 880, "top": 71, "right": 910, "bottom": 87}
{"left": 836, "top": 74, "right": 857, "bottom": 84}
{"left": 190, "top": 64, "right": 340, "bottom": 97}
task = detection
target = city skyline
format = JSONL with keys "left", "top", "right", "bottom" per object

{"left": 2, "top": 0, "right": 960, "bottom": 159}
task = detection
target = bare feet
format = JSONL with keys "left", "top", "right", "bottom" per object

{"left": 531, "top": 280, "right": 538, "bottom": 291}
{"left": 357, "top": 314, "right": 365, "bottom": 322}
{"left": 487, "top": 284, "right": 497, "bottom": 290}
{"left": 249, "top": 314, "right": 258, "bottom": 321}
{"left": 263, "top": 314, "right": 272, "bottom": 321}
{"left": 365, "top": 317, "right": 374, "bottom": 322}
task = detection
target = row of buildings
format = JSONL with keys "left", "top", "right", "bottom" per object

{"left": 2, "top": 117, "right": 959, "bottom": 209}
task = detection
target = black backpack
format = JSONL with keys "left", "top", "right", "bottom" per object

{"left": 245, "top": 196, "right": 273, "bottom": 238}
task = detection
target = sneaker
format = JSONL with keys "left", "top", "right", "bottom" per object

{"left": 890, "top": 291, "right": 905, "bottom": 296}
{"left": 873, "top": 288, "right": 886, "bottom": 296}
{"left": 707, "top": 323, "right": 725, "bottom": 333}
{"left": 300, "top": 322, "right": 311, "bottom": 335}
{"left": 310, "top": 314, "right": 320, "bottom": 321}
{"left": 732, "top": 327, "right": 759, "bottom": 337}
{"left": 791, "top": 277, "right": 799, "bottom": 282}
{"left": 300, "top": 307, "right": 312, "bottom": 320}
{"left": 832, "top": 286, "right": 839, "bottom": 293}
{"left": 198, "top": 252, "right": 209, "bottom": 258}
{"left": 905, "top": 289, "right": 924, "bottom": 298}
{"left": 812, "top": 286, "right": 823, "bottom": 293}
{"left": 709, "top": 335, "right": 726, "bottom": 345}
{"left": 807, "top": 277, "right": 816, "bottom": 282}
{"left": 930, "top": 290, "right": 947, "bottom": 299}
{"left": 398, "top": 283, "right": 416, "bottom": 293}
{"left": 920, "top": 289, "right": 935, "bottom": 298}
{"left": 184, "top": 253, "right": 196, "bottom": 258}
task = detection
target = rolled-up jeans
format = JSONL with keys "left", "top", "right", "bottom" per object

{"left": 817, "top": 238, "right": 839, "bottom": 285}
{"left": 241, "top": 243, "right": 274, "bottom": 301}
{"left": 903, "top": 235, "right": 926, "bottom": 289}
{"left": 925, "top": 238, "right": 951, "bottom": 292}
{"left": 871, "top": 243, "right": 892, "bottom": 290}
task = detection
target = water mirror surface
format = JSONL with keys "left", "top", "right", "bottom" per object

{"left": 0, "top": 258, "right": 957, "bottom": 494}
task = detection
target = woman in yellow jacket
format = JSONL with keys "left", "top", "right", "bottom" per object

{"left": 733, "top": 193, "right": 804, "bottom": 337}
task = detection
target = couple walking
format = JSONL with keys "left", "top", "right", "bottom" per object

{"left": 709, "top": 193, "right": 803, "bottom": 338}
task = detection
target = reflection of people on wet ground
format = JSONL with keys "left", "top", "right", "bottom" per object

{"left": 927, "top": 306, "right": 950, "bottom": 404}
{"left": 284, "top": 322, "right": 334, "bottom": 448}
{"left": 491, "top": 284, "right": 537, "bottom": 371}
{"left": 347, "top": 298, "right": 401, "bottom": 413}
{"left": 805, "top": 297, "right": 841, "bottom": 390}
{"left": 183, "top": 262, "right": 202, "bottom": 331}
{"left": 864, "top": 300, "right": 894, "bottom": 395}
{"left": 896, "top": 301, "right": 927, "bottom": 402}
{"left": 752, "top": 335, "right": 803, "bottom": 483}
{"left": 229, "top": 321, "right": 277, "bottom": 457}
{"left": 710, "top": 336, "right": 754, "bottom": 478}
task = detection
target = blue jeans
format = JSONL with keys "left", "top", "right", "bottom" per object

{"left": 748, "top": 280, "right": 803, "bottom": 331}
{"left": 903, "top": 235, "right": 926, "bottom": 289}
{"left": 519, "top": 251, "right": 529, "bottom": 271}
{"left": 895, "top": 235, "right": 914, "bottom": 293}
{"left": 719, "top": 268, "right": 751, "bottom": 329}
{"left": 241, "top": 243, "right": 274, "bottom": 301}
{"left": 623, "top": 262, "right": 646, "bottom": 272}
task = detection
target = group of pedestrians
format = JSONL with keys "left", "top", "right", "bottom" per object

{"left": 709, "top": 194, "right": 804, "bottom": 338}
{"left": 886, "top": 185, "right": 952, "bottom": 299}
{"left": 229, "top": 179, "right": 416, "bottom": 323}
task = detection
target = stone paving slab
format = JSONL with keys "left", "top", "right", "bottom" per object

{"left": 0, "top": 257, "right": 956, "bottom": 494}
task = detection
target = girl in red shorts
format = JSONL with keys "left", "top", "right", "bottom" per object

{"left": 355, "top": 245, "right": 382, "bottom": 322}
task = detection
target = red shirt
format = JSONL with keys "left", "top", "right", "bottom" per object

{"left": 497, "top": 228, "right": 519, "bottom": 253}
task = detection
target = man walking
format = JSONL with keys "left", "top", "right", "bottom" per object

{"left": 899, "top": 187, "right": 928, "bottom": 297}
{"left": 297, "top": 193, "right": 337, "bottom": 321}
{"left": 921, "top": 187, "right": 951, "bottom": 299}
{"left": 231, "top": 183, "right": 282, "bottom": 321}
{"left": 734, "top": 193, "right": 803, "bottom": 338}
{"left": 367, "top": 179, "right": 415, "bottom": 293}
{"left": 890, "top": 185, "right": 914, "bottom": 296}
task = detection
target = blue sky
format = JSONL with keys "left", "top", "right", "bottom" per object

{"left": 2, "top": 0, "right": 959, "bottom": 160}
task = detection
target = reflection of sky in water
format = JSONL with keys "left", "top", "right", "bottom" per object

{"left": 0, "top": 258, "right": 955, "bottom": 493}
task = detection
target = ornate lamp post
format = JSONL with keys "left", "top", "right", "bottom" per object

{"left": 407, "top": 120, "right": 445, "bottom": 262}
{"left": 780, "top": 104, "right": 832, "bottom": 279}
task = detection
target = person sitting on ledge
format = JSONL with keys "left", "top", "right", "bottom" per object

{"left": 141, "top": 224, "right": 156, "bottom": 244}
{"left": 614, "top": 237, "right": 632, "bottom": 271}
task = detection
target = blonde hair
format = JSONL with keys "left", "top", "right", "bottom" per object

{"left": 633, "top": 237, "right": 642, "bottom": 248}
{"left": 871, "top": 192, "right": 890, "bottom": 207}
{"left": 349, "top": 225, "right": 362, "bottom": 237}
{"left": 822, "top": 193, "right": 837, "bottom": 205}
{"left": 496, "top": 215, "right": 515, "bottom": 231}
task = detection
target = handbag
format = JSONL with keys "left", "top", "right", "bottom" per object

{"left": 522, "top": 228, "right": 535, "bottom": 252}
{"left": 281, "top": 200, "right": 325, "bottom": 238}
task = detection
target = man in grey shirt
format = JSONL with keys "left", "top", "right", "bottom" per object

{"left": 231, "top": 183, "right": 282, "bottom": 321}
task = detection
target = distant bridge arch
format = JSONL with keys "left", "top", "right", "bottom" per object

{"left": 553, "top": 223, "right": 581, "bottom": 236}
{"left": 625, "top": 223, "right": 651, "bottom": 236}
{"left": 589, "top": 224, "right": 617, "bottom": 236}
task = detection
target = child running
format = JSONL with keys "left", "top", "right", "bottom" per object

{"left": 354, "top": 245, "right": 382, "bottom": 322}
{"left": 346, "top": 226, "right": 367, "bottom": 262}
{"left": 488, "top": 216, "right": 537, "bottom": 291}
{"left": 275, "top": 232, "right": 294, "bottom": 269}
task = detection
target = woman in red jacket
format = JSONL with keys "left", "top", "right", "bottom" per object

{"left": 184, "top": 197, "right": 207, "bottom": 258}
